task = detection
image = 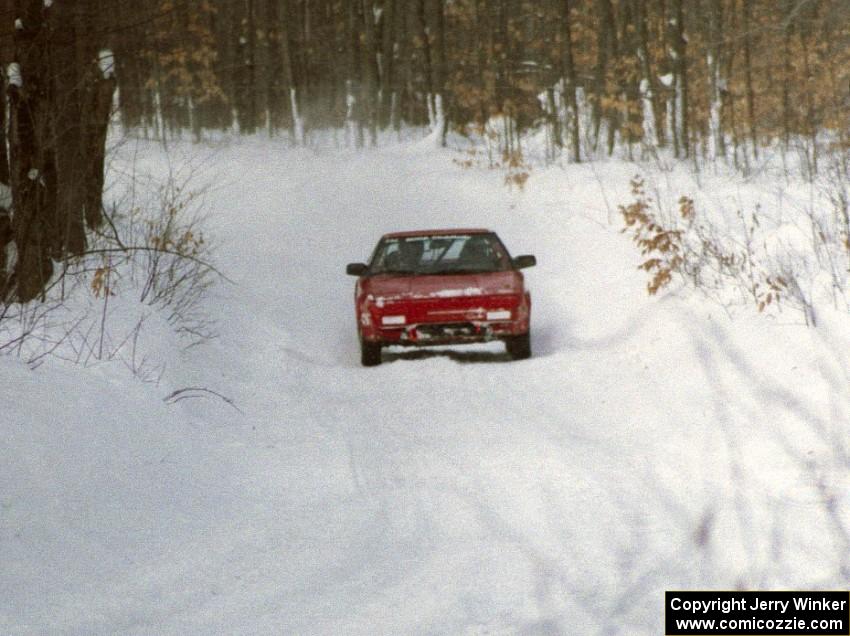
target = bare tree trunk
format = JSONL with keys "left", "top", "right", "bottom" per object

{"left": 0, "top": 71, "right": 9, "bottom": 295}
{"left": 234, "top": 0, "right": 258, "bottom": 134}
{"left": 7, "top": 0, "right": 115, "bottom": 302}
{"left": 0, "top": 62, "right": 10, "bottom": 295}
{"left": 9, "top": 0, "right": 56, "bottom": 300}
{"left": 635, "top": 0, "right": 660, "bottom": 149}
{"left": 742, "top": 0, "right": 758, "bottom": 158}
{"left": 781, "top": 2, "right": 793, "bottom": 156}
{"left": 593, "top": 0, "right": 618, "bottom": 155}
{"left": 84, "top": 54, "right": 116, "bottom": 230}
{"left": 472, "top": 0, "right": 490, "bottom": 127}
{"left": 706, "top": 0, "right": 725, "bottom": 161}
{"left": 428, "top": 0, "right": 448, "bottom": 146}
{"left": 362, "top": 0, "right": 379, "bottom": 145}
{"left": 799, "top": 21, "right": 818, "bottom": 176}
{"left": 378, "top": 0, "right": 396, "bottom": 129}
{"left": 391, "top": 0, "right": 408, "bottom": 132}
{"left": 415, "top": 0, "right": 435, "bottom": 132}
{"left": 347, "top": 0, "right": 364, "bottom": 147}
{"left": 0, "top": 212, "right": 10, "bottom": 299}
{"left": 280, "top": 0, "right": 304, "bottom": 144}
{"left": 669, "top": 0, "right": 689, "bottom": 157}
{"left": 561, "top": 0, "right": 581, "bottom": 162}
{"left": 264, "top": 0, "right": 282, "bottom": 136}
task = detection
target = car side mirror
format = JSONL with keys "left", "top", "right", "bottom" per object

{"left": 346, "top": 263, "right": 368, "bottom": 276}
{"left": 512, "top": 255, "right": 536, "bottom": 269}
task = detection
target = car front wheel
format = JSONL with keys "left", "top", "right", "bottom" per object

{"left": 506, "top": 333, "right": 531, "bottom": 360}
{"left": 360, "top": 338, "right": 382, "bottom": 366}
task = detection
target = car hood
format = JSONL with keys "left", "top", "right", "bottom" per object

{"left": 362, "top": 271, "right": 523, "bottom": 301}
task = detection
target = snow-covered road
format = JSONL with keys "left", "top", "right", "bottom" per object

{"left": 3, "top": 139, "right": 849, "bottom": 634}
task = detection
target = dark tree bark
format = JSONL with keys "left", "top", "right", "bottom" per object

{"left": 51, "top": 0, "right": 90, "bottom": 253}
{"left": 83, "top": 64, "right": 117, "bottom": 230}
{"left": 592, "top": 0, "right": 618, "bottom": 154}
{"left": 377, "top": 0, "right": 396, "bottom": 129}
{"left": 415, "top": 0, "right": 434, "bottom": 124}
{"left": 0, "top": 72, "right": 10, "bottom": 186}
{"left": 7, "top": 0, "right": 115, "bottom": 302}
{"left": 0, "top": 212, "right": 10, "bottom": 299}
{"left": 234, "top": 0, "right": 258, "bottom": 133}
{"left": 9, "top": 0, "right": 56, "bottom": 300}
{"left": 264, "top": 0, "right": 283, "bottom": 134}
{"left": 706, "top": 0, "right": 726, "bottom": 159}
{"left": 781, "top": 8, "right": 792, "bottom": 152}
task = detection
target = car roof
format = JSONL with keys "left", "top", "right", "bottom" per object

{"left": 381, "top": 228, "right": 491, "bottom": 239}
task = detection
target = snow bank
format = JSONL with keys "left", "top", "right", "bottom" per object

{"left": 3, "top": 136, "right": 850, "bottom": 634}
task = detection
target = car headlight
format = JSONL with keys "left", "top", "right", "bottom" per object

{"left": 381, "top": 315, "right": 406, "bottom": 326}
{"left": 486, "top": 310, "right": 511, "bottom": 320}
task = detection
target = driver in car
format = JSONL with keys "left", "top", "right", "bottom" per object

{"left": 397, "top": 240, "right": 424, "bottom": 271}
{"left": 457, "top": 236, "right": 498, "bottom": 270}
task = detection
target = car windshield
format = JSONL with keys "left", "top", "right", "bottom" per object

{"left": 369, "top": 233, "right": 512, "bottom": 275}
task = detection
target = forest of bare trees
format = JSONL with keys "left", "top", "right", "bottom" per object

{"left": 2, "top": 0, "right": 850, "bottom": 302}
{"left": 102, "top": 0, "right": 850, "bottom": 161}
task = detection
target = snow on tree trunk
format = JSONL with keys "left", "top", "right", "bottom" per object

{"left": 544, "top": 87, "right": 560, "bottom": 162}
{"left": 426, "top": 93, "right": 436, "bottom": 130}
{"left": 674, "top": 68, "right": 685, "bottom": 155}
{"left": 290, "top": 88, "right": 305, "bottom": 146}
{"left": 640, "top": 78, "right": 658, "bottom": 148}
{"left": 389, "top": 90, "right": 399, "bottom": 134}
{"left": 666, "top": 95, "right": 675, "bottom": 151}
{"left": 345, "top": 81, "right": 362, "bottom": 148}
{"left": 432, "top": 93, "right": 447, "bottom": 147}
{"left": 707, "top": 52, "right": 722, "bottom": 162}
{"left": 706, "top": 0, "right": 725, "bottom": 162}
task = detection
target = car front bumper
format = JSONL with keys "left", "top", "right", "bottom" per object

{"left": 362, "top": 317, "right": 528, "bottom": 346}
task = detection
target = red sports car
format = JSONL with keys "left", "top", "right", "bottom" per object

{"left": 346, "top": 229, "right": 536, "bottom": 366}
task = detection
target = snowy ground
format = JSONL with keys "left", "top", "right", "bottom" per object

{"left": 3, "top": 137, "right": 850, "bottom": 635}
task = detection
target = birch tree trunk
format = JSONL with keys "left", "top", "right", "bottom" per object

{"left": 635, "top": 0, "right": 660, "bottom": 149}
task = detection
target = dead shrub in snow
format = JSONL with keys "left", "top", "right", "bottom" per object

{"left": 618, "top": 175, "right": 824, "bottom": 323}
{"left": 0, "top": 169, "right": 221, "bottom": 372}
{"left": 502, "top": 149, "right": 531, "bottom": 191}
{"left": 451, "top": 144, "right": 531, "bottom": 191}
{"left": 619, "top": 177, "right": 685, "bottom": 295}
{"left": 128, "top": 181, "right": 214, "bottom": 342}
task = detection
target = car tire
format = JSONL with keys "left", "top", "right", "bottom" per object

{"left": 360, "top": 338, "right": 382, "bottom": 367}
{"left": 506, "top": 333, "right": 531, "bottom": 360}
